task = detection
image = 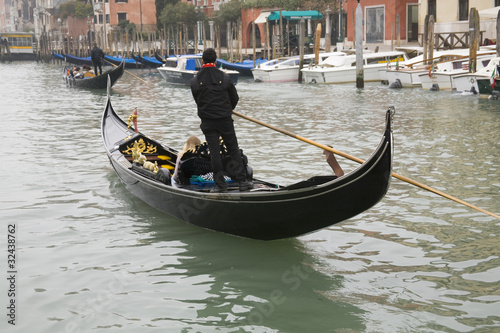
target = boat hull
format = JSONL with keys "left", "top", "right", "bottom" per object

{"left": 302, "top": 65, "right": 386, "bottom": 84}
{"left": 419, "top": 71, "right": 463, "bottom": 90}
{"left": 385, "top": 68, "right": 426, "bottom": 87}
{"left": 157, "top": 67, "right": 239, "bottom": 85}
{"left": 453, "top": 73, "right": 485, "bottom": 93}
{"left": 102, "top": 99, "right": 393, "bottom": 240}
{"left": 252, "top": 67, "right": 303, "bottom": 82}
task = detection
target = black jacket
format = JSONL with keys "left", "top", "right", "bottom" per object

{"left": 91, "top": 46, "right": 104, "bottom": 62}
{"left": 191, "top": 66, "right": 239, "bottom": 120}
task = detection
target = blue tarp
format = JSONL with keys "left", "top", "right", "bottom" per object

{"left": 267, "top": 10, "right": 323, "bottom": 21}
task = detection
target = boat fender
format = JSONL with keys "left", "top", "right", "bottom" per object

{"left": 470, "top": 86, "right": 477, "bottom": 95}
{"left": 388, "top": 79, "right": 402, "bottom": 89}
{"left": 429, "top": 83, "right": 440, "bottom": 91}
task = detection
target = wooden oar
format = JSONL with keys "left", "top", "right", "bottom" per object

{"left": 103, "top": 59, "right": 151, "bottom": 85}
{"left": 233, "top": 110, "right": 500, "bottom": 220}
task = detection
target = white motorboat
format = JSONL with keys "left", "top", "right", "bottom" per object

{"left": 157, "top": 55, "right": 239, "bottom": 85}
{"left": 453, "top": 57, "right": 500, "bottom": 94}
{"left": 419, "top": 52, "right": 494, "bottom": 90}
{"left": 301, "top": 51, "right": 408, "bottom": 84}
{"left": 383, "top": 50, "right": 472, "bottom": 88}
{"left": 251, "top": 52, "right": 345, "bottom": 83}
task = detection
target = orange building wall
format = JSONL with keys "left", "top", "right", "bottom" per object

{"left": 345, "top": 0, "right": 418, "bottom": 43}
{"left": 241, "top": 8, "right": 266, "bottom": 48}
{"left": 109, "top": 0, "right": 157, "bottom": 31}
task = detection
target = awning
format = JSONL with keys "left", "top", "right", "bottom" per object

{"left": 478, "top": 6, "right": 500, "bottom": 19}
{"left": 255, "top": 12, "right": 271, "bottom": 24}
{"left": 267, "top": 10, "right": 323, "bottom": 22}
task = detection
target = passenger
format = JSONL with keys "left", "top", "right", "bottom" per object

{"left": 82, "top": 64, "right": 95, "bottom": 78}
{"left": 191, "top": 48, "right": 253, "bottom": 193}
{"left": 71, "top": 66, "right": 83, "bottom": 79}
{"left": 172, "top": 136, "right": 202, "bottom": 184}
{"left": 324, "top": 146, "right": 344, "bottom": 177}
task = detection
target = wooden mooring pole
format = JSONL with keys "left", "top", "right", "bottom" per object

{"left": 355, "top": 0, "right": 364, "bottom": 88}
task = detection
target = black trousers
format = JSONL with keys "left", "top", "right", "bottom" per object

{"left": 92, "top": 60, "right": 102, "bottom": 76}
{"left": 200, "top": 117, "right": 246, "bottom": 188}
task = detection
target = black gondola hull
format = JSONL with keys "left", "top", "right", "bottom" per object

{"left": 64, "top": 60, "right": 125, "bottom": 89}
{"left": 102, "top": 98, "right": 393, "bottom": 240}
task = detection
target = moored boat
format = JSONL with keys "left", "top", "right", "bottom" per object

{"left": 453, "top": 57, "right": 500, "bottom": 94}
{"left": 216, "top": 58, "right": 267, "bottom": 76}
{"left": 101, "top": 97, "right": 394, "bottom": 240}
{"left": 104, "top": 54, "right": 141, "bottom": 69}
{"left": 418, "top": 52, "right": 494, "bottom": 90}
{"left": 157, "top": 55, "right": 239, "bottom": 85}
{"left": 132, "top": 52, "right": 163, "bottom": 68}
{"left": 61, "top": 53, "right": 94, "bottom": 66}
{"left": 302, "top": 51, "right": 408, "bottom": 84}
{"left": 252, "top": 52, "right": 345, "bottom": 82}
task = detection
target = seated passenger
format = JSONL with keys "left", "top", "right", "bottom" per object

{"left": 71, "top": 66, "right": 83, "bottom": 78}
{"left": 172, "top": 136, "right": 202, "bottom": 184}
{"left": 82, "top": 64, "right": 95, "bottom": 78}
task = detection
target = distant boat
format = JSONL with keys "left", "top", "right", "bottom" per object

{"left": 60, "top": 52, "right": 140, "bottom": 70}
{"left": 384, "top": 49, "right": 493, "bottom": 89}
{"left": 418, "top": 52, "right": 494, "bottom": 90}
{"left": 63, "top": 60, "right": 124, "bottom": 89}
{"left": 104, "top": 55, "right": 141, "bottom": 69}
{"left": 216, "top": 58, "right": 267, "bottom": 76}
{"left": 301, "top": 51, "right": 409, "bottom": 84}
{"left": 453, "top": 57, "right": 500, "bottom": 95}
{"left": 61, "top": 53, "right": 94, "bottom": 66}
{"left": 252, "top": 52, "right": 345, "bottom": 82}
{"left": 157, "top": 55, "right": 239, "bottom": 85}
{"left": 132, "top": 52, "right": 163, "bottom": 68}
{"left": 0, "top": 32, "right": 36, "bottom": 61}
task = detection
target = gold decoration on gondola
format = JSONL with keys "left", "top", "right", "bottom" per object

{"left": 122, "top": 138, "right": 157, "bottom": 155}
{"left": 127, "top": 108, "right": 139, "bottom": 132}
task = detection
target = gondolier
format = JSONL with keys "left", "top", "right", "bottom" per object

{"left": 191, "top": 48, "right": 252, "bottom": 193}
{"left": 91, "top": 43, "right": 105, "bottom": 76}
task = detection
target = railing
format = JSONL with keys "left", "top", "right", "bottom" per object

{"left": 419, "top": 31, "right": 485, "bottom": 50}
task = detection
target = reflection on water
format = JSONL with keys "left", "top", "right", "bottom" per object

{"left": 1, "top": 61, "right": 499, "bottom": 332}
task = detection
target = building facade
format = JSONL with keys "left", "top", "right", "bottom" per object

{"left": 419, "top": 0, "right": 499, "bottom": 41}
{"left": 343, "top": 0, "right": 419, "bottom": 47}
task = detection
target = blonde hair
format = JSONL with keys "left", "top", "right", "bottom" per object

{"left": 180, "top": 136, "right": 201, "bottom": 157}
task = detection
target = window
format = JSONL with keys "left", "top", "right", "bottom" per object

{"left": 116, "top": 0, "right": 128, "bottom": 2}
{"left": 118, "top": 13, "right": 127, "bottom": 22}
{"left": 98, "top": 14, "right": 103, "bottom": 24}
{"left": 496, "top": 0, "right": 500, "bottom": 6}
{"left": 428, "top": 0, "right": 436, "bottom": 21}
{"left": 458, "top": 0, "right": 468, "bottom": 21}
{"left": 366, "top": 6, "right": 384, "bottom": 43}
{"left": 106, "top": 14, "right": 110, "bottom": 24}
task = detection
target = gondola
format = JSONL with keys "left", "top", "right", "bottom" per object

{"left": 61, "top": 53, "right": 94, "bottom": 66}
{"left": 104, "top": 54, "right": 142, "bottom": 69}
{"left": 216, "top": 58, "right": 267, "bottom": 76}
{"left": 102, "top": 97, "right": 393, "bottom": 240}
{"left": 132, "top": 51, "right": 163, "bottom": 68}
{"left": 154, "top": 51, "right": 167, "bottom": 64}
{"left": 64, "top": 60, "right": 125, "bottom": 89}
